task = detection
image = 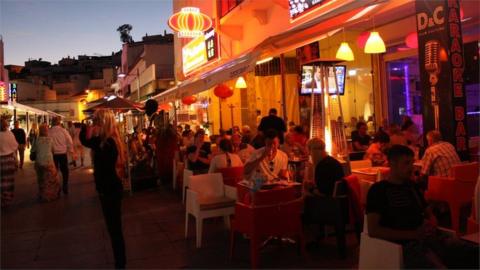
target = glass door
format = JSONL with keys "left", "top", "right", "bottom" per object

{"left": 385, "top": 57, "right": 423, "bottom": 134}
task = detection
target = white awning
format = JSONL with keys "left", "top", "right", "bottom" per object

{"left": 153, "top": 50, "right": 261, "bottom": 104}
{"left": 1, "top": 102, "right": 49, "bottom": 115}
{"left": 46, "top": 110, "right": 65, "bottom": 118}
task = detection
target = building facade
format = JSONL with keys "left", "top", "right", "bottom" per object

{"left": 116, "top": 32, "right": 175, "bottom": 102}
{"left": 154, "top": 0, "right": 478, "bottom": 158}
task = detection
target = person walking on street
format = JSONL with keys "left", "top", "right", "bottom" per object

{"left": 257, "top": 108, "right": 287, "bottom": 144}
{"left": 11, "top": 121, "right": 26, "bottom": 169}
{"left": 80, "top": 110, "right": 127, "bottom": 269}
{"left": 73, "top": 123, "right": 85, "bottom": 166}
{"left": 0, "top": 118, "right": 19, "bottom": 207}
{"left": 31, "top": 124, "right": 60, "bottom": 202}
{"left": 28, "top": 122, "right": 39, "bottom": 148}
{"left": 49, "top": 117, "right": 74, "bottom": 195}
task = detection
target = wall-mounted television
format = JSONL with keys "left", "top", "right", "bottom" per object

{"left": 300, "top": 65, "right": 346, "bottom": 95}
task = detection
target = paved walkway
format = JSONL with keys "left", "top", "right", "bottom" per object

{"left": 1, "top": 151, "right": 359, "bottom": 269}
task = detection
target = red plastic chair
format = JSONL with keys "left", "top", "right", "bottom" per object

{"left": 467, "top": 176, "right": 480, "bottom": 234}
{"left": 345, "top": 175, "right": 363, "bottom": 240}
{"left": 450, "top": 162, "right": 479, "bottom": 181}
{"left": 425, "top": 162, "right": 479, "bottom": 233}
{"left": 217, "top": 166, "right": 244, "bottom": 187}
{"left": 230, "top": 198, "right": 305, "bottom": 268}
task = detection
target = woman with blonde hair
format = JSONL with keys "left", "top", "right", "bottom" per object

{"left": 31, "top": 124, "right": 60, "bottom": 201}
{"left": 0, "top": 117, "right": 18, "bottom": 207}
{"left": 80, "top": 110, "right": 126, "bottom": 269}
{"left": 28, "top": 122, "right": 39, "bottom": 148}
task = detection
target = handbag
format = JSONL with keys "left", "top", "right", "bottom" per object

{"left": 30, "top": 151, "right": 36, "bottom": 161}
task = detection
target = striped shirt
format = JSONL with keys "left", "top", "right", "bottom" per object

{"left": 421, "top": 141, "right": 461, "bottom": 177}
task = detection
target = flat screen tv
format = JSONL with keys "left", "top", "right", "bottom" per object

{"left": 300, "top": 65, "right": 346, "bottom": 95}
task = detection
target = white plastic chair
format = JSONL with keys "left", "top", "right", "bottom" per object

{"left": 350, "top": 159, "right": 372, "bottom": 170}
{"left": 359, "top": 216, "right": 456, "bottom": 269}
{"left": 182, "top": 169, "right": 193, "bottom": 204}
{"left": 358, "top": 217, "right": 403, "bottom": 269}
{"left": 185, "top": 173, "right": 235, "bottom": 248}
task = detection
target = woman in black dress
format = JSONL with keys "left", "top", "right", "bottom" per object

{"left": 80, "top": 110, "right": 126, "bottom": 269}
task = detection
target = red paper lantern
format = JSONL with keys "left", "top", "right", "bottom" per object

{"left": 405, "top": 32, "right": 418, "bottom": 49}
{"left": 168, "top": 7, "right": 212, "bottom": 38}
{"left": 158, "top": 103, "right": 171, "bottom": 111}
{"left": 182, "top": 96, "right": 197, "bottom": 105}
{"left": 357, "top": 32, "right": 370, "bottom": 49}
{"left": 214, "top": 84, "right": 233, "bottom": 99}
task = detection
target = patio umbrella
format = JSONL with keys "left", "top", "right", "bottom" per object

{"left": 83, "top": 96, "right": 143, "bottom": 113}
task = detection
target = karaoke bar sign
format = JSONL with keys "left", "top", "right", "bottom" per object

{"left": 416, "top": 0, "right": 468, "bottom": 159}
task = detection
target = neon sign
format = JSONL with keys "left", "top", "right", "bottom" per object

{"left": 182, "top": 28, "right": 219, "bottom": 75}
{"left": 289, "top": 0, "right": 325, "bottom": 20}
{"left": 9, "top": 83, "right": 17, "bottom": 102}
{"left": 0, "top": 81, "right": 7, "bottom": 104}
{"left": 168, "top": 7, "right": 213, "bottom": 38}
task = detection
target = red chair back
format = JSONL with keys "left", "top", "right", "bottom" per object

{"left": 345, "top": 175, "right": 363, "bottom": 225}
{"left": 450, "top": 162, "right": 479, "bottom": 182}
{"left": 218, "top": 166, "right": 244, "bottom": 187}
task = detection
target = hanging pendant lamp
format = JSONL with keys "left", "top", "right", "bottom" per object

{"left": 336, "top": 42, "right": 355, "bottom": 61}
{"left": 364, "top": 31, "right": 386, "bottom": 53}
{"left": 336, "top": 28, "right": 354, "bottom": 61}
{"left": 235, "top": 76, "right": 247, "bottom": 88}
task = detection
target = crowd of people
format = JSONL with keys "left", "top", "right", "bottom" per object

{"left": 1, "top": 106, "right": 477, "bottom": 269}
{"left": 174, "top": 108, "right": 309, "bottom": 182}
{"left": 0, "top": 117, "right": 88, "bottom": 205}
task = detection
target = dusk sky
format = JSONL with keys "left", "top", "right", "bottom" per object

{"left": 1, "top": 0, "right": 173, "bottom": 66}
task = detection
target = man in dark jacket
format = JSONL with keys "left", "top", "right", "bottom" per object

{"left": 11, "top": 121, "right": 26, "bottom": 169}
{"left": 258, "top": 108, "right": 287, "bottom": 144}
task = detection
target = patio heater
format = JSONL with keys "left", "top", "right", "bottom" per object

{"left": 308, "top": 60, "right": 349, "bottom": 171}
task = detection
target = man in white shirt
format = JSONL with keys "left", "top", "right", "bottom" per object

{"left": 244, "top": 129, "right": 288, "bottom": 181}
{"left": 49, "top": 117, "right": 74, "bottom": 194}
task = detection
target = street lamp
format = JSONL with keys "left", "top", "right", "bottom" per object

{"left": 118, "top": 69, "right": 141, "bottom": 102}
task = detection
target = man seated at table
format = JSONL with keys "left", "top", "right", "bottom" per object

{"left": 187, "top": 130, "right": 212, "bottom": 174}
{"left": 420, "top": 130, "right": 461, "bottom": 178}
{"left": 244, "top": 129, "right": 289, "bottom": 182}
{"left": 304, "top": 138, "right": 345, "bottom": 196}
{"left": 366, "top": 145, "right": 478, "bottom": 269}
{"left": 351, "top": 122, "right": 371, "bottom": 151}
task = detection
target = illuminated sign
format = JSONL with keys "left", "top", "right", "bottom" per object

{"left": 289, "top": 0, "right": 325, "bottom": 20}
{"left": 168, "top": 7, "right": 213, "bottom": 38}
{"left": 0, "top": 81, "right": 8, "bottom": 104}
{"left": 9, "top": 83, "right": 17, "bottom": 102}
{"left": 182, "top": 28, "right": 219, "bottom": 75}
